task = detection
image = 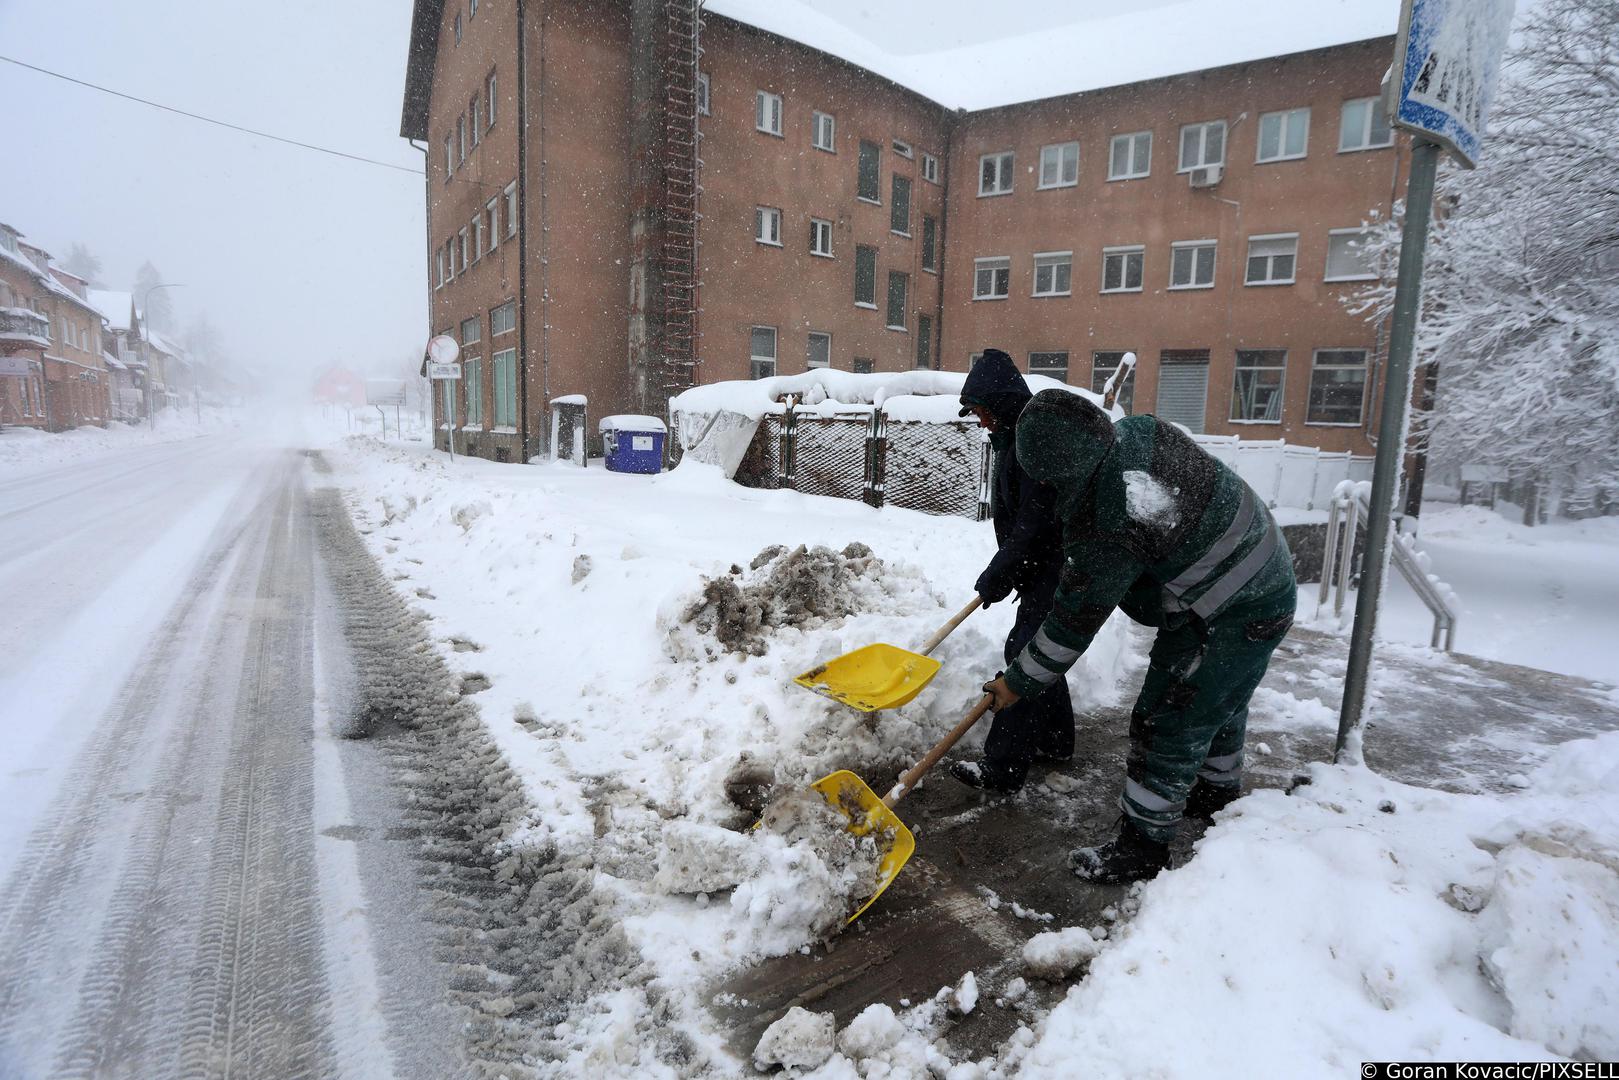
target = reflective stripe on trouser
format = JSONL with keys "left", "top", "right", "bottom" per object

{"left": 1119, "top": 605, "right": 1290, "bottom": 844}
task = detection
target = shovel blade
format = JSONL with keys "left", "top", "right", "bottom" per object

{"left": 794, "top": 644, "right": 942, "bottom": 713}
{"left": 810, "top": 769, "right": 916, "bottom": 924}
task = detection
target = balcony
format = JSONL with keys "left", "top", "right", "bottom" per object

{"left": 0, "top": 307, "right": 50, "bottom": 347}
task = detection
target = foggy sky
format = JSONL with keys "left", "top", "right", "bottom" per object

{"left": 0, "top": 0, "right": 1462, "bottom": 392}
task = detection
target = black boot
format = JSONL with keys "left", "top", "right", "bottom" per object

{"left": 1186, "top": 781, "right": 1242, "bottom": 824}
{"left": 948, "top": 760, "right": 1022, "bottom": 794}
{"left": 1070, "top": 818, "right": 1169, "bottom": 884}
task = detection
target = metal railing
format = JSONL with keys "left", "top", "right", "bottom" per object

{"left": 1320, "top": 480, "right": 1458, "bottom": 651}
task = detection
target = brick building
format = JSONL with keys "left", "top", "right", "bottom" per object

{"left": 0, "top": 223, "right": 111, "bottom": 431}
{"left": 401, "top": 1, "right": 1403, "bottom": 462}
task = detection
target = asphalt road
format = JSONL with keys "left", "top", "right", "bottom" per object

{"left": 0, "top": 437, "right": 465, "bottom": 1079}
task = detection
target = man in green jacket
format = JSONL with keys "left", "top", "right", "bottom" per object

{"left": 981, "top": 390, "right": 1297, "bottom": 884}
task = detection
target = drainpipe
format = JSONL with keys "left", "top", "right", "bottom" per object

{"left": 934, "top": 109, "right": 957, "bottom": 371}
{"left": 517, "top": 0, "right": 531, "bottom": 461}
{"left": 410, "top": 137, "right": 431, "bottom": 427}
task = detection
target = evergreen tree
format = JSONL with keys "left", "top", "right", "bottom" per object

{"left": 133, "top": 261, "right": 177, "bottom": 335}
{"left": 62, "top": 243, "right": 103, "bottom": 286}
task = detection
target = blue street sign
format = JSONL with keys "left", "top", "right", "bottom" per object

{"left": 1391, "top": 0, "right": 1515, "bottom": 168}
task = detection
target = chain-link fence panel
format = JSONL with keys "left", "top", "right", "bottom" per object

{"left": 884, "top": 420, "right": 984, "bottom": 519}
{"left": 791, "top": 415, "right": 869, "bottom": 502}
{"left": 732, "top": 414, "right": 784, "bottom": 489}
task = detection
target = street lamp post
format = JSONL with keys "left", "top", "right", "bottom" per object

{"left": 139, "top": 283, "right": 183, "bottom": 427}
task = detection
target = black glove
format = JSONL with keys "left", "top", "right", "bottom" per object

{"left": 974, "top": 568, "right": 1013, "bottom": 607}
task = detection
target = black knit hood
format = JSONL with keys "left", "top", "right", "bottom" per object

{"left": 958, "top": 349, "right": 1032, "bottom": 431}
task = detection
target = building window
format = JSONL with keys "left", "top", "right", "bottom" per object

{"left": 754, "top": 206, "right": 782, "bottom": 246}
{"left": 921, "top": 216, "right": 937, "bottom": 272}
{"left": 886, "top": 272, "right": 908, "bottom": 330}
{"left": 891, "top": 139, "right": 913, "bottom": 159}
{"left": 922, "top": 153, "right": 939, "bottom": 183}
{"left": 852, "top": 357, "right": 875, "bottom": 374}
{"left": 1339, "top": 97, "right": 1392, "bottom": 152}
{"left": 443, "top": 134, "right": 453, "bottom": 178}
{"left": 979, "top": 151, "right": 1014, "bottom": 196}
{"left": 1307, "top": 349, "right": 1368, "bottom": 424}
{"left": 461, "top": 315, "right": 481, "bottom": 345}
{"left": 504, "top": 181, "right": 517, "bottom": 238}
{"left": 973, "top": 256, "right": 1011, "bottom": 300}
{"left": 473, "top": 214, "right": 486, "bottom": 262}
{"left": 435, "top": 246, "right": 446, "bottom": 288}
{"left": 1033, "top": 251, "right": 1073, "bottom": 296}
{"left": 470, "top": 96, "right": 481, "bottom": 147}
{"left": 1231, "top": 349, "right": 1286, "bottom": 423}
{"left": 446, "top": 239, "right": 456, "bottom": 279}
{"left": 457, "top": 115, "right": 466, "bottom": 163}
{"left": 854, "top": 245, "right": 877, "bottom": 307}
{"left": 812, "top": 111, "right": 835, "bottom": 151}
{"left": 464, "top": 355, "right": 483, "bottom": 426}
{"left": 1178, "top": 120, "right": 1226, "bottom": 171}
{"left": 750, "top": 326, "right": 777, "bottom": 379}
{"left": 1029, "top": 351, "right": 1069, "bottom": 381}
{"left": 459, "top": 226, "right": 469, "bottom": 270}
{"left": 492, "top": 348, "right": 517, "bottom": 426}
{"left": 470, "top": 0, "right": 477, "bottom": 17}
{"left": 890, "top": 175, "right": 911, "bottom": 235}
{"left": 807, "top": 331, "right": 831, "bottom": 369}
{"left": 810, "top": 218, "right": 833, "bottom": 257}
{"left": 1257, "top": 108, "right": 1309, "bottom": 162}
{"left": 1039, "top": 142, "right": 1080, "bottom": 188}
{"left": 1092, "top": 351, "right": 1135, "bottom": 410}
{"left": 486, "top": 196, "right": 500, "bottom": 250}
{"left": 857, "top": 140, "right": 881, "bottom": 202}
{"left": 1102, "top": 246, "right": 1145, "bottom": 293}
{"left": 487, "top": 71, "right": 497, "bottom": 127}
{"left": 916, "top": 313, "right": 933, "bottom": 369}
{"left": 1169, "top": 240, "right": 1217, "bottom": 289}
{"left": 1157, "top": 349, "right": 1211, "bottom": 433}
{"left": 454, "top": 10, "right": 462, "bottom": 44}
{"left": 1108, "top": 131, "right": 1151, "bottom": 180}
{"left": 1246, "top": 234, "right": 1298, "bottom": 285}
{"left": 756, "top": 91, "right": 783, "bottom": 136}
{"left": 491, "top": 299, "right": 516, "bottom": 335}
{"left": 1325, "top": 228, "right": 1377, "bottom": 281}
{"left": 697, "top": 72, "right": 710, "bottom": 116}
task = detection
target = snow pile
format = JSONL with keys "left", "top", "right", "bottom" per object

{"left": 1015, "top": 729, "right": 1619, "bottom": 1076}
{"left": 1022, "top": 926, "right": 1101, "bottom": 980}
{"left": 0, "top": 408, "right": 241, "bottom": 475}
{"left": 754, "top": 1006, "right": 835, "bottom": 1071}
{"left": 668, "top": 542, "right": 918, "bottom": 658}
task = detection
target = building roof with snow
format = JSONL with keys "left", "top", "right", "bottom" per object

{"left": 401, "top": 0, "right": 1396, "bottom": 135}
{"left": 87, "top": 289, "right": 136, "bottom": 332}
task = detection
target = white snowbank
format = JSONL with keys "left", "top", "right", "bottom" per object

{"left": 0, "top": 408, "right": 242, "bottom": 476}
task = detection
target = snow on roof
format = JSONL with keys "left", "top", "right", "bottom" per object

{"left": 672, "top": 368, "right": 1104, "bottom": 422}
{"left": 706, "top": 0, "right": 1395, "bottom": 111}
{"left": 87, "top": 289, "right": 134, "bottom": 331}
{"left": 599, "top": 414, "right": 668, "bottom": 432}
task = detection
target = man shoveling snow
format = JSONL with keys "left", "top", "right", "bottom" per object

{"left": 982, "top": 391, "right": 1296, "bottom": 884}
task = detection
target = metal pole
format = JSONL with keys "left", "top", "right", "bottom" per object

{"left": 1336, "top": 138, "right": 1441, "bottom": 760}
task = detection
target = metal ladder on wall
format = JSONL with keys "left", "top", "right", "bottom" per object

{"left": 660, "top": 0, "right": 702, "bottom": 397}
{"left": 1319, "top": 480, "right": 1459, "bottom": 651}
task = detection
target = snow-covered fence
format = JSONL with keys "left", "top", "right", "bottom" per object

{"left": 1196, "top": 435, "right": 1374, "bottom": 512}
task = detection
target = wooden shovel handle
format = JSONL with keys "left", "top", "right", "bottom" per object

{"left": 917, "top": 596, "right": 983, "bottom": 657}
{"left": 882, "top": 694, "right": 995, "bottom": 808}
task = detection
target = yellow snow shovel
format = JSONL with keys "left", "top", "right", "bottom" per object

{"left": 793, "top": 596, "right": 983, "bottom": 712}
{"left": 814, "top": 692, "right": 997, "bottom": 923}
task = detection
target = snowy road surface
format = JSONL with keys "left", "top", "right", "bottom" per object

{"left": 0, "top": 438, "right": 461, "bottom": 1079}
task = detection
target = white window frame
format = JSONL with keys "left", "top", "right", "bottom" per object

{"left": 473, "top": 214, "right": 485, "bottom": 262}
{"left": 806, "top": 331, "right": 832, "bottom": 369}
{"left": 973, "top": 256, "right": 1011, "bottom": 300}
{"left": 486, "top": 196, "right": 500, "bottom": 250}
{"left": 697, "top": 72, "right": 710, "bottom": 116}
{"left": 435, "top": 246, "right": 446, "bottom": 289}
{"left": 978, "top": 151, "right": 1014, "bottom": 197}
{"left": 1230, "top": 349, "right": 1287, "bottom": 424}
{"left": 890, "top": 174, "right": 911, "bottom": 237}
{"left": 1101, "top": 245, "right": 1145, "bottom": 294}
{"left": 854, "top": 245, "right": 877, "bottom": 308}
{"left": 857, "top": 139, "right": 882, "bottom": 204}
{"left": 1168, "top": 240, "right": 1217, "bottom": 290}
{"left": 885, "top": 271, "right": 909, "bottom": 331}
{"left": 755, "top": 91, "right": 783, "bottom": 137}
{"left": 458, "top": 226, "right": 469, "bottom": 271}
{"left": 470, "top": 96, "right": 481, "bottom": 147}
{"left": 921, "top": 153, "right": 939, "bottom": 184}
{"left": 1324, "top": 228, "right": 1378, "bottom": 282}
{"left": 446, "top": 239, "right": 456, "bottom": 280}
{"left": 487, "top": 71, "right": 497, "bottom": 128}
{"left": 810, "top": 217, "right": 833, "bottom": 258}
{"left": 1256, "top": 107, "right": 1310, "bottom": 163}
{"left": 1028, "top": 351, "right": 1070, "bottom": 381}
{"left": 1108, "top": 131, "right": 1152, "bottom": 180}
{"left": 1245, "top": 233, "right": 1299, "bottom": 286}
{"left": 750, "top": 325, "right": 778, "bottom": 379}
{"left": 1339, "top": 96, "right": 1393, "bottom": 152}
{"left": 1177, "top": 120, "right": 1226, "bottom": 172}
{"left": 754, "top": 206, "right": 782, "bottom": 247}
{"left": 457, "top": 115, "right": 467, "bottom": 163}
{"left": 461, "top": 314, "right": 482, "bottom": 346}
{"left": 491, "top": 299, "right": 516, "bottom": 336}
{"left": 444, "top": 134, "right": 453, "bottom": 177}
{"left": 1032, "top": 250, "right": 1073, "bottom": 297}
{"left": 1038, "top": 142, "right": 1079, "bottom": 189}
{"left": 492, "top": 347, "right": 517, "bottom": 428}
{"left": 891, "top": 139, "right": 913, "bottom": 159}
{"left": 504, "top": 181, "right": 517, "bottom": 239}
{"left": 454, "top": 10, "right": 462, "bottom": 44}
{"left": 1306, "top": 348, "right": 1369, "bottom": 426}
{"left": 812, "top": 110, "right": 835, "bottom": 152}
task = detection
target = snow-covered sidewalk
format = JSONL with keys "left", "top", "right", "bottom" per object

{"left": 327, "top": 436, "right": 1619, "bottom": 1076}
{"left": 0, "top": 407, "right": 243, "bottom": 476}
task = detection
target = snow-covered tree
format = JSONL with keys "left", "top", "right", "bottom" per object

{"left": 61, "top": 243, "right": 103, "bottom": 286}
{"left": 1353, "top": 0, "right": 1619, "bottom": 516}
{"left": 132, "top": 261, "right": 177, "bottom": 334}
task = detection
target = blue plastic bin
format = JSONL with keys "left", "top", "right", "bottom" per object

{"left": 600, "top": 414, "right": 666, "bottom": 474}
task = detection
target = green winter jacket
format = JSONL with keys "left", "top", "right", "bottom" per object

{"left": 1003, "top": 391, "right": 1296, "bottom": 700}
